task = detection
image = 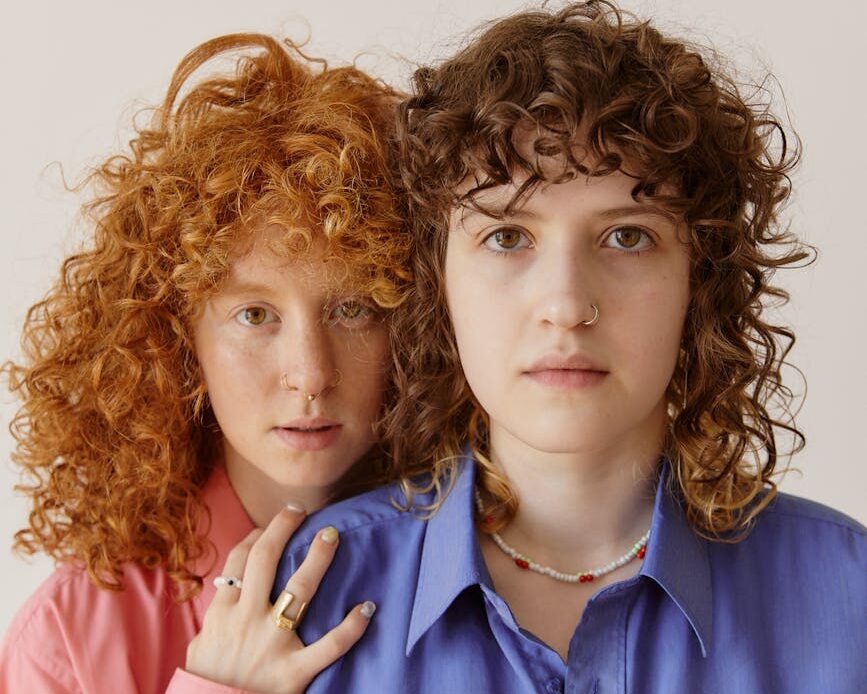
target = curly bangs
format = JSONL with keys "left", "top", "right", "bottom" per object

{"left": 388, "top": 1, "right": 809, "bottom": 538}
{"left": 4, "top": 33, "right": 409, "bottom": 594}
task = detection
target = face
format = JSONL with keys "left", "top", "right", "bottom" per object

{"left": 193, "top": 225, "right": 388, "bottom": 509}
{"left": 444, "top": 169, "right": 691, "bottom": 460}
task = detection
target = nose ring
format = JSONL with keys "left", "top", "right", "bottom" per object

{"left": 280, "top": 369, "right": 343, "bottom": 402}
{"left": 580, "top": 304, "right": 600, "bottom": 327}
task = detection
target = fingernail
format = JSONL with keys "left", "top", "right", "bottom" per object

{"left": 320, "top": 526, "right": 339, "bottom": 544}
{"left": 285, "top": 501, "right": 306, "bottom": 514}
{"left": 360, "top": 600, "right": 376, "bottom": 619}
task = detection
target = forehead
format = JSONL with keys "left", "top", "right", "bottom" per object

{"left": 222, "top": 223, "right": 358, "bottom": 295}
{"left": 453, "top": 122, "right": 667, "bottom": 213}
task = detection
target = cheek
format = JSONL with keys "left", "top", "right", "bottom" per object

{"left": 340, "top": 329, "right": 389, "bottom": 405}
{"left": 447, "top": 268, "right": 505, "bottom": 345}
{"left": 619, "top": 278, "right": 688, "bottom": 380}
{"left": 445, "top": 269, "right": 518, "bottom": 402}
{"left": 198, "top": 333, "right": 272, "bottom": 404}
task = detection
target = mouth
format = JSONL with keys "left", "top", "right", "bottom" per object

{"left": 524, "top": 353, "right": 609, "bottom": 389}
{"left": 526, "top": 353, "right": 606, "bottom": 372}
{"left": 273, "top": 418, "right": 342, "bottom": 451}
{"left": 524, "top": 368, "right": 608, "bottom": 389}
{"left": 282, "top": 424, "right": 335, "bottom": 432}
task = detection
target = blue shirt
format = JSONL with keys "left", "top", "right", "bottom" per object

{"left": 274, "top": 457, "right": 867, "bottom": 693}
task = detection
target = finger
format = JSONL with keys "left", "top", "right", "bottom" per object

{"left": 294, "top": 601, "right": 375, "bottom": 680}
{"left": 212, "top": 527, "right": 262, "bottom": 605}
{"left": 276, "top": 525, "right": 341, "bottom": 618}
{"left": 239, "top": 503, "right": 307, "bottom": 608}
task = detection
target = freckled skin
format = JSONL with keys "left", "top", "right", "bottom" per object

{"left": 193, "top": 225, "right": 388, "bottom": 521}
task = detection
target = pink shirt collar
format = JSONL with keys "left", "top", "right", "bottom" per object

{"left": 192, "top": 465, "right": 256, "bottom": 620}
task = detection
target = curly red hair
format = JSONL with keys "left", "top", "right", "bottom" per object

{"left": 387, "top": 1, "right": 808, "bottom": 538}
{"left": 4, "top": 33, "right": 409, "bottom": 594}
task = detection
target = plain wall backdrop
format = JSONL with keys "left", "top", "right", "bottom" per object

{"left": 1, "top": 0, "right": 865, "bottom": 635}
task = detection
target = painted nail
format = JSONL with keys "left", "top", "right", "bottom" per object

{"left": 360, "top": 600, "right": 377, "bottom": 619}
{"left": 285, "top": 501, "right": 306, "bottom": 514}
{"left": 320, "top": 526, "right": 339, "bottom": 544}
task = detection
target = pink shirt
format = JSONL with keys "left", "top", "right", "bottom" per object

{"left": 0, "top": 466, "right": 257, "bottom": 693}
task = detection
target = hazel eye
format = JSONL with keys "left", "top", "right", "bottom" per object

{"left": 328, "top": 299, "right": 377, "bottom": 326}
{"left": 604, "top": 226, "right": 654, "bottom": 253}
{"left": 483, "top": 226, "right": 531, "bottom": 252}
{"left": 335, "top": 302, "right": 365, "bottom": 319}
{"left": 235, "top": 306, "right": 275, "bottom": 326}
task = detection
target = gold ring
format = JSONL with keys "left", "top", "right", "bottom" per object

{"left": 271, "top": 590, "right": 308, "bottom": 632}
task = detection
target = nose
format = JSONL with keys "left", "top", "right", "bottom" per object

{"left": 278, "top": 316, "right": 337, "bottom": 398}
{"left": 533, "top": 249, "right": 597, "bottom": 329}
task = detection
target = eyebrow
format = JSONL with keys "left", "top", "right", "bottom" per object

{"left": 598, "top": 205, "right": 678, "bottom": 223}
{"left": 216, "top": 279, "right": 277, "bottom": 299}
{"left": 458, "top": 202, "right": 677, "bottom": 224}
{"left": 458, "top": 204, "right": 539, "bottom": 223}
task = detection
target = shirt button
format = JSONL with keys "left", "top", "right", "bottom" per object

{"left": 545, "top": 677, "right": 563, "bottom": 694}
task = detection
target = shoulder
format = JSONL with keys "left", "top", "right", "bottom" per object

{"left": 272, "top": 479, "right": 438, "bottom": 610}
{"left": 5, "top": 564, "right": 108, "bottom": 644}
{"left": 753, "top": 490, "right": 865, "bottom": 546}
{"left": 273, "top": 480, "right": 442, "bottom": 650}
{"left": 1, "top": 566, "right": 113, "bottom": 690}
{"left": 1, "top": 562, "right": 197, "bottom": 692}
{"left": 706, "top": 491, "right": 866, "bottom": 601}
{"left": 285, "top": 480, "right": 435, "bottom": 555}
{"left": 696, "top": 492, "right": 867, "bottom": 680}
{"left": 8, "top": 561, "right": 182, "bottom": 632}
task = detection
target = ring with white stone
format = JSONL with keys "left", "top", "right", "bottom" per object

{"left": 213, "top": 575, "right": 243, "bottom": 590}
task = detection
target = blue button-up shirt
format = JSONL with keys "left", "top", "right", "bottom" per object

{"left": 274, "top": 457, "right": 866, "bottom": 693}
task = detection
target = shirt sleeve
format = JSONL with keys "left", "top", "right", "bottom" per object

{"left": 164, "top": 668, "right": 257, "bottom": 694}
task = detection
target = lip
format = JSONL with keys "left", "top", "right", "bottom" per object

{"left": 279, "top": 416, "right": 340, "bottom": 430}
{"left": 273, "top": 416, "right": 342, "bottom": 452}
{"left": 526, "top": 353, "right": 607, "bottom": 372}
{"left": 523, "top": 353, "right": 609, "bottom": 390}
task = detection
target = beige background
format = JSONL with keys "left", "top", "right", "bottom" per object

{"left": 2, "top": 0, "right": 865, "bottom": 635}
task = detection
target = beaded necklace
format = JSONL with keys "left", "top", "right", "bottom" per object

{"left": 474, "top": 489, "right": 650, "bottom": 584}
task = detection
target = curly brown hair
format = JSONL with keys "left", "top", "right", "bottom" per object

{"left": 4, "top": 33, "right": 410, "bottom": 594}
{"left": 386, "top": 1, "right": 809, "bottom": 538}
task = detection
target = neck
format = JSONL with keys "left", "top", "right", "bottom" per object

{"left": 223, "top": 456, "right": 333, "bottom": 528}
{"left": 487, "top": 426, "right": 662, "bottom": 571}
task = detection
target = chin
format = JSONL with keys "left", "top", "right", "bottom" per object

{"left": 511, "top": 421, "right": 614, "bottom": 455}
{"left": 262, "top": 457, "right": 346, "bottom": 487}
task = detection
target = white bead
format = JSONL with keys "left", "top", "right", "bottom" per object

{"left": 477, "top": 494, "right": 650, "bottom": 584}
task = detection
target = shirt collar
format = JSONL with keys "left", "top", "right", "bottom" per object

{"left": 192, "top": 465, "right": 256, "bottom": 618}
{"left": 407, "top": 453, "right": 489, "bottom": 655}
{"left": 405, "top": 455, "right": 713, "bottom": 657}
{"left": 639, "top": 461, "right": 713, "bottom": 656}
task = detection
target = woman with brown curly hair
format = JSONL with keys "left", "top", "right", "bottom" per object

{"left": 0, "top": 32, "right": 409, "bottom": 693}
{"left": 270, "top": 2, "right": 866, "bottom": 692}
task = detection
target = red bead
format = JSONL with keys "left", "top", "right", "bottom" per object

{"left": 637, "top": 546, "right": 647, "bottom": 559}
{"left": 515, "top": 558, "right": 529, "bottom": 569}
{"left": 585, "top": 574, "right": 594, "bottom": 582}
{"left": 484, "top": 515, "right": 494, "bottom": 525}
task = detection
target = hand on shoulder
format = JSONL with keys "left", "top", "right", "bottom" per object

{"left": 185, "top": 504, "right": 375, "bottom": 693}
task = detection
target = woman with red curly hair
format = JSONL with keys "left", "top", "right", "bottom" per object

{"left": 269, "top": 2, "right": 866, "bottom": 692}
{"left": 0, "top": 32, "right": 409, "bottom": 693}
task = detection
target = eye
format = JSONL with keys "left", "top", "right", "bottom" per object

{"left": 603, "top": 226, "right": 655, "bottom": 253}
{"left": 327, "top": 299, "right": 378, "bottom": 327}
{"left": 482, "top": 226, "right": 532, "bottom": 253}
{"left": 234, "top": 306, "right": 277, "bottom": 327}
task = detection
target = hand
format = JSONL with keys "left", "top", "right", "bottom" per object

{"left": 185, "top": 504, "right": 374, "bottom": 693}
